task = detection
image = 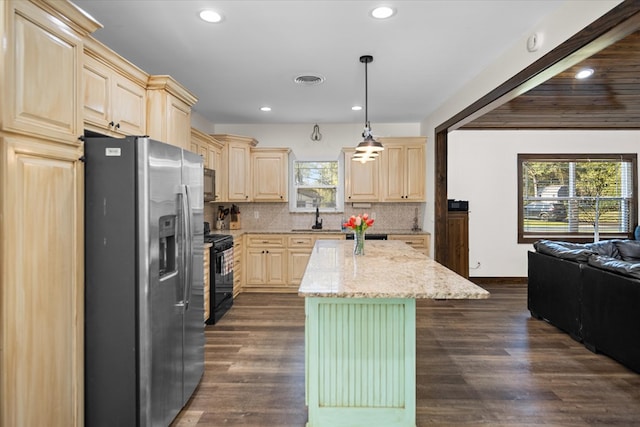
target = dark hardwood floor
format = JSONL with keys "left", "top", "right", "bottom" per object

{"left": 173, "top": 284, "right": 640, "bottom": 426}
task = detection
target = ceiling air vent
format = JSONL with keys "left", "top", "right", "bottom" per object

{"left": 294, "top": 74, "right": 325, "bottom": 86}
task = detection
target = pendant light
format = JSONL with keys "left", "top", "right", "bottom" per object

{"left": 353, "top": 55, "right": 383, "bottom": 162}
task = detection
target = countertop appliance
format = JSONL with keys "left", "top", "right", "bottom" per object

{"left": 84, "top": 136, "right": 204, "bottom": 427}
{"left": 205, "top": 234, "right": 234, "bottom": 324}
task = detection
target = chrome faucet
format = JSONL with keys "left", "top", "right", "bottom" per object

{"left": 312, "top": 206, "right": 323, "bottom": 229}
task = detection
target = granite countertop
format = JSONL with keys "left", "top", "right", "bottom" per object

{"left": 298, "top": 240, "right": 489, "bottom": 300}
{"left": 207, "top": 228, "right": 430, "bottom": 237}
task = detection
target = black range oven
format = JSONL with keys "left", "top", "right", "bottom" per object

{"left": 205, "top": 234, "right": 234, "bottom": 324}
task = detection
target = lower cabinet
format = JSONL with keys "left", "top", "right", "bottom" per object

{"left": 245, "top": 235, "right": 287, "bottom": 291}
{"left": 233, "top": 235, "right": 244, "bottom": 297}
{"left": 388, "top": 234, "right": 431, "bottom": 256}
{"left": 244, "top": 233, "right": 345, "bottom": 292}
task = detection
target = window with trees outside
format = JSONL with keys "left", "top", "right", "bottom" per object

{"left": 518, "top": 153, "right": 637, "bottom": 243}
{"left": 290, "top": 160, "right": 343, "bottom": 212}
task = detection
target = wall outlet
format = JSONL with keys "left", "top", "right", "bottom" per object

{"left": 254, "top": 211, "right": 259, "bottom": 219}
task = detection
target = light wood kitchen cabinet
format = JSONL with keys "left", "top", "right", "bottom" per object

{"left": 1, "top": 2, "right": 99, "bottom": 425}
{"left": 287, "top": 234, "right": 345, "bottom": 286}
{"left": 388, "top": 234, "right": 431, "bottom": 256}
{"left": 233, "top": 235, "right": 244, "bottom": 297}
{"left": 252, "top": 148, "right": 290, "bottom": 202}
{"left": 191, "top": 129, "right": 224, "bottom": 201}
{"left": 1, "top": 0, "right": 99, "bottom": 145}
{"left": 245, "top": 235, "right": 287, "bottom": 289}
{"left": 204, "top": 244, "right": 211, "bottom": 322}
{"left": 380, "top": 137, "right": 426, "bottom": 202}
{"left": 83, "top": 37, "right": 148, "bottom": 137}
{"left": 344, "top": 148, "right": 380, "bottom": 202}
{"left": 1, "top": 135, "right": 85, "bottom": 427}
{"left": 147, "top": 75, "right": 197, "bottom": 150}
{"left": 213, "top": 134, "right": 258, "bottom": 202}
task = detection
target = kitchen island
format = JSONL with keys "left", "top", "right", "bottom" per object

{"left": 299, "top": 240, "right": 489, "bottom": 427}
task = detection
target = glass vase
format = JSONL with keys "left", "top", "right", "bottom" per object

{"left": 353, "top": 229, "right": 365, "bottom": 255}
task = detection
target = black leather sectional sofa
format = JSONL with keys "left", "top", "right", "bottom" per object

{"left": 528, "top": 239, "right": 640, "bottom": 373}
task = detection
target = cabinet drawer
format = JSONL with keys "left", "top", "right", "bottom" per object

{"left": 246, "top": 234, "right": 285, "bottom": 247}
{"left": 288, "top": 235, "right": 314, "bottom": 247}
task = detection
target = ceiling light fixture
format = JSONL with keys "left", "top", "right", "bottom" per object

{"left": 371, "top": 6, "right": 395, "bottom": 19}
{"left": 199, "top": 10, "right": 223, "bottom": 23}
{"left": 352, "top": 106, "right": 362, "bottom": 111}
{"left": 310, "top": 124, "right": 322, "bottom": 142}
{"left": 260, "top": 106, "right": 271, "bottom": 112}
{"left": 575, "top": 68, "right": 595, "bottom": 79}
{"left": 353, "top": 55, "right": 383, "bottom": 163}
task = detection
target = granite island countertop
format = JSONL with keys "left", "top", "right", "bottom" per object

{"left": 298, "top": 240, "right": 489, "bottom": 299}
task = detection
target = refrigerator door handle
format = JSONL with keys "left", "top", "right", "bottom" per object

{"left": 183, "top": 184, "right": 194, "bottom": 310}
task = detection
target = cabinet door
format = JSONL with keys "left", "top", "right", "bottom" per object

{"left": 447, "top": 212, "right": 469, "bottom": 278}
{"left": 203, "top": 247, "right": 210, "bottom": 321}
{"left": 166, "top": 96, "right": 191, "bottom": 150}
{"left": 227, "top": 143, "right": 251, "bottom": 201}
{"left": 404, "top": 144, "right": 425, "bottom": 201}
{"left": 381, "top": 145, "right": 405, "bottom": 201}
{"left": 2, "top": 136, "right": 83, "bottom": 427}
{"left": 4, "top": 1, "right": 83, "bottom": 144}
{"left": 253, "top": 151, "right": 287, "bottom": 201}
{"left": 83, "top": 55, "right": 111, "bottom": 129}
{"left": 245, "top": 248, "right": 266, "bottom": 285}
{"left": 265, "top": 249, "right": 287, "bottom": 285}
{"left": 111, "top": 73, "right": 146, "bottom": 135}
{"left": 288, "top": 248, "right": 312, "bottom": 286}
{"left": 344, "top": 150, "right": 379, "bottom": 201}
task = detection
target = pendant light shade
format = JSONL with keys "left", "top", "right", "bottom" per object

{"left": 353, "top": 55, "right": 383, "bottom": 162}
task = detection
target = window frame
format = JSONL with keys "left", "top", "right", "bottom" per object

{"left": 518, "top": 153, "right": 638, "bottom": 244}
{"left": 289, "top": 157, "right": 344, "bottom": 213}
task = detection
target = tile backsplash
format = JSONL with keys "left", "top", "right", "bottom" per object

{"left": 205, "top": 202, "right": 424, "bottom": 231}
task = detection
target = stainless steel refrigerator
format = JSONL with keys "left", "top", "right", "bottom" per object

{"left": 84, "top": 136, "right": 204, "bottom": 427}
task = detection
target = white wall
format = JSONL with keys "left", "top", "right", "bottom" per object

{"left": 420, "top": 0, "right": 622, "bottom": 247}
{"left": 448, "top": 130, "right": 640, "bottom": 277}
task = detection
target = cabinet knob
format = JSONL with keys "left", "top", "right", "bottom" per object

{"left": 108, "top": 121, "right": 115, "bottom": 127}
{"left": 245, "top": 195, "right": 249, "bottom": 199}
{"left": 115, "top": 123, "right": 120, "bottom": 129}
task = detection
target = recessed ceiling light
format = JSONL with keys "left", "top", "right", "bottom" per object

{"left": 199, "top": 10, "right": 223, "bottom": 23}
{"left": 260, "top": 106, "right": 272, "bottom": 112}
{"left": 352, "top": 106, "right": 363, "bottom": 111}
{"left": 371, "top": 6, "right": 396, "bottom": 19}
{"left": 575, "top": 68, "right": 594, "bottom": 79}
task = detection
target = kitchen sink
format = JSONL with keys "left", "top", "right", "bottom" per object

{"left": 290, "top": 228, "right": 343, "bottom": 233}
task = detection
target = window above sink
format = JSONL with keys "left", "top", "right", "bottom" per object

{"left": 290, "top": 159, "right": 344, "bottom": 213}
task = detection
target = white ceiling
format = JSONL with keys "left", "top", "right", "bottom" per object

{"left": 73, "top": 0, "right": 565, "bottom": 125}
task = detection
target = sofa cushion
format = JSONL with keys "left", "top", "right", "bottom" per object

{"left": 588, "top": 254, "right": 640, "bottom": 280}
{"left": 533, "top": 240, "right": 594, "bottom": 262}
{"left": 614, "top": 240, "right": 640, "bottom": 261}
{"left": 584, "top": 240, "right": 620, "bottom": 258}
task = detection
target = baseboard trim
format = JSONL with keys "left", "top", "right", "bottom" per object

{"left": 469, "top": 277, "right": 528, "bottom": 285}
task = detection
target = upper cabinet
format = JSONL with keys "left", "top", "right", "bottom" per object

{"left": 83, "top": 37, "right": 148, "bottom": 137}
{"left": 147, "top": 75, "right": 197, "bottom": 150}
{"left": 343, "top": 148, "right": 380, "bottom": 202}
{"left": 251, "top": 148, "right": 290, "bottom": 202}
{"left": 1, "top": 0, "right": 100, "bottom": 145}
{"left": 380, "top": 137, "right": 426, "bottom": 202}
{"left": 214, "top": 134, "right": 258, "bottom": 202}
{"left": 191, "top": 128, "right": 224, "bottom": 201}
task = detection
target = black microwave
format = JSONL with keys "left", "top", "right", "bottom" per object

{"left": 204, "top": 168, "right": 216, "bottom": 202}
